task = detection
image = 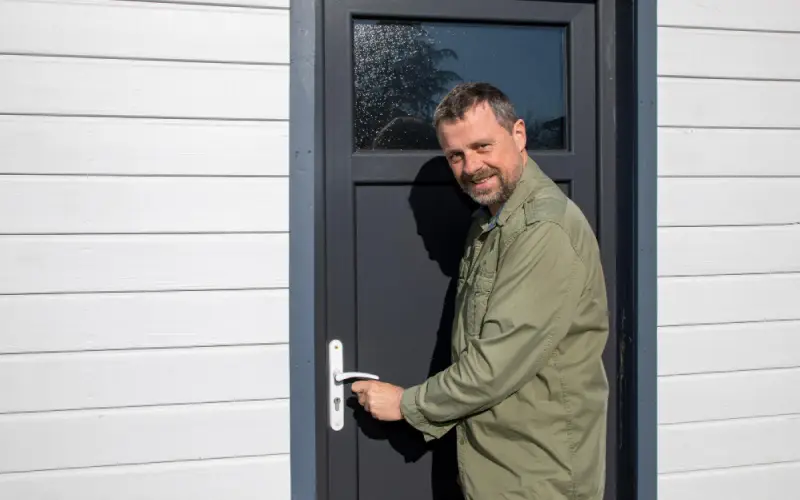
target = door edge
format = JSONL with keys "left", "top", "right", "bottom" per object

{"left": 289, "top": 0, "right": 327, "bottom": 498}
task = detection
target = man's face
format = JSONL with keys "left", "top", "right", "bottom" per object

{"left": 437, "top": 102, "right": 527, "bottom": 210}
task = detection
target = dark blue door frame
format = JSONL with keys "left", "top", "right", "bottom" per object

{"left": 288, "top": 0, "right": 657, "bottom": 498}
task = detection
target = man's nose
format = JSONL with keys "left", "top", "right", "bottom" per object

{"left": 462, "top": 152, "right": 482, "bottom": 175}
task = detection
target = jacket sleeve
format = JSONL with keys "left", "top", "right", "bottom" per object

{"left": 401, "top": 221, "right": 586, "bottom": 434}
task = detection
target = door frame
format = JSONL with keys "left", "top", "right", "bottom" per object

{"left": 288, "top": 0, "right": 658, "bottom": 498}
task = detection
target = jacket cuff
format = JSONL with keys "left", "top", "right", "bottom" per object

{"left": 400, "top": 385, "right": 454, "bottom": 442}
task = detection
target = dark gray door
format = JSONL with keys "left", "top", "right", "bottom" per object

{"left": 323, "top": 1, "right": 616, "bottom": 499}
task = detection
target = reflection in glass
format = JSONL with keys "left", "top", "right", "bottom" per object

{"left": 353, "top": 20, "right": 567, "bottom": 151}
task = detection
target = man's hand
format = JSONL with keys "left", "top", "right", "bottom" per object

{"left": 351, "top": 380, "right": 404, "bottom": 421}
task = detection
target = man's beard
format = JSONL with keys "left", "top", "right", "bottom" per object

{"left": 459, "top": 165, "right": 519, "bottom": 207}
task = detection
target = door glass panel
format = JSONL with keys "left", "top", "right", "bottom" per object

{"left": 353, "top": 19, "right": 567, "bottom": 151}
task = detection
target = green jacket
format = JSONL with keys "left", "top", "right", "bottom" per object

{"left": 401, "top": 157, "right": 609, "bottom": 500}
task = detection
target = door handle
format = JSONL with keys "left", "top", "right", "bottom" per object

{"left": 334, "top": 371, "right": 379, "bottom": 383}
{"left": 328, "top": 339, "right": 380, "bottom": 431}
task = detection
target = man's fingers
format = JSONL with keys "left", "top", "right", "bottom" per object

{"left": 352, "top": 380, "right": 378, "bottom": 395}
{"left": 351, "top": 381, "right": 371, "bottom": 393}
{"left": 352, "top": 381, "right": 372, "bottom": 408}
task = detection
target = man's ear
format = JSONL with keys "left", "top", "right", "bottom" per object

{"left": 512, "top": 119, "right": 527, "bottom": 152}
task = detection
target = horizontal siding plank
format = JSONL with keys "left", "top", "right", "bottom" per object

{"left": 0, "top": 289, "right": 288, "bottom": 353}
{"left": 659, "top": 321, "right": 800, "bottom": 374}
{"left": 658, "top": 128, "right": 800, "bottom": 177}
{"left": 659, "top": 178, "right": 800, "bottom": 226}
{"left": 0, "top": 234, "right": 288, "bottom": 294}
{"left": 0, "top": 345, "right": 288, "bottom": 413}
{"left": 0, "top": 176, "right": 288, "bottom": 233}
{"left": 0, "top": 55, "right": 288, "bottom": 119}
{"left": 659, "top": 274, "right": 800, "bottom": 326}
{"left": 659, "top": 415, "right": 800, "bottom": 473}
{"left": 660, "top": 461, "right": 800, "bottom": 500}
{"left": 0, "top": 455, "right": 290, "bottom": 500}
{"left": 659, "top": 368, "right": 800, "bottom": 424}
{"left": 128, "top": 0, "right": 288, "bottom": 8}
{"left": 0, "top": 116, "right": 288, "bottom": 176}
{"left": 658, "top": 178, "right": 800, "bottom": 226}
{"left": 658, "top": 226, "right": 800, "bottom": 276}
{"left": 659, "top": 28, "right": 800, "bottom": 80}
{"left": 0, "top": 400, "right": 289, "bottom": 473}
{"left": 659, "top": 78, "right": 800, "bottom": 128}
{"left": 658, "top": 0, "right": 800, "bottom": 32}
{"left": 0, "top": 0, "right": 288, "bottom": 64}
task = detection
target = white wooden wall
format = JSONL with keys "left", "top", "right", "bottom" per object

{"left": 657, "top": 1, "right": 800, "bottom": 498}
{"left": 0, "top": 0, "right": 291, "bottom": 498}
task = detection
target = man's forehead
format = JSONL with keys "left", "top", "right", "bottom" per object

{"left": 443, "top": 102, "right": 502, "bottom": 130}
{"left": 439, "top": 111, "right": 500, "bottom": 143}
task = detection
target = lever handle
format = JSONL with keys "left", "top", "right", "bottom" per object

{"left": 328, "top": 339, "right": 381, "bottom": 431}
{"left": 334, "top": 371, "right": 380, "bottom": 383}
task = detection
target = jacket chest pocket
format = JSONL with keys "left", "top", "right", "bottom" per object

{"left": 464, "top": 271, "right": 495, "bottom": 336}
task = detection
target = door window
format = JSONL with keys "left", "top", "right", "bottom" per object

{"left": 353, "top": 20, "right": 568, "bottom": 151}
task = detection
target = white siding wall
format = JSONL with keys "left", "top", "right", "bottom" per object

{"left": 657, "top": 1, "right": 800, "bottom": 498}
{"left": 0, "top": 0, "right": 291, "bottom": 498}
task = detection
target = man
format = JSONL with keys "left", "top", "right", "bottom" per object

{"left": 352, "top": 82, "right": 609, "bottom": 500}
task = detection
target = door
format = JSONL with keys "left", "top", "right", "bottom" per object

{"left": 323, "top": 1, "right": 616, "bottom": 499}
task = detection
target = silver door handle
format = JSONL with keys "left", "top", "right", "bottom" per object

{"left": 334, "top": 371, "right": 379, "bottom": 383}
{"left": 328, "top": 339, "right": 380, "bottom": 431}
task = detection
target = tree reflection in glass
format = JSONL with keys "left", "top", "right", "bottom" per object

{"left": 353, "top": 19, "right": 567, "bottom": 152}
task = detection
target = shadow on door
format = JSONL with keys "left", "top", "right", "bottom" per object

{"left": 350, "top": 157, "right": 474, "bottom": 499}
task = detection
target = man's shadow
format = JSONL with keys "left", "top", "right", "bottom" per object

{"left": 410, "top": 158, "right": 476, "bottom": 500}
{"left": 348, "top": 152, "right": 475, "bottom": 499}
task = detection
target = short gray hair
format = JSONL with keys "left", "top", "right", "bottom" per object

{"left": 433, "top": 82, "right": 519, "bottom": 132}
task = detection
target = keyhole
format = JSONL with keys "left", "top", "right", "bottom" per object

{"left": 334, "top": 397, "right": 341, "bottom": 411}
